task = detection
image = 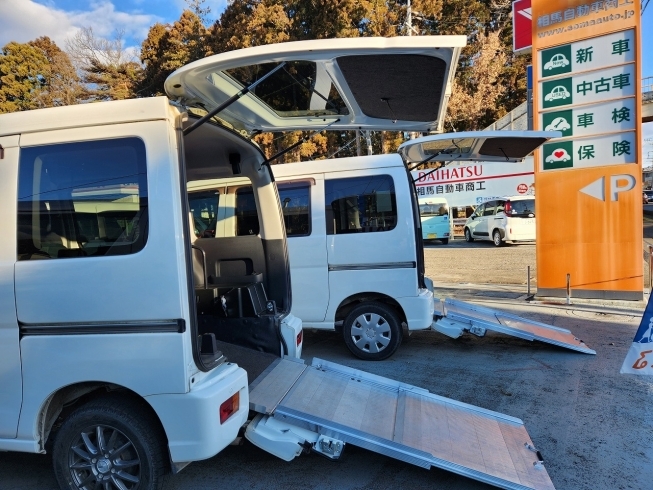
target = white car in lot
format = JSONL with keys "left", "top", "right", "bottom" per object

{"left": 464, "top": 196, "right": 536, "bottom": 246}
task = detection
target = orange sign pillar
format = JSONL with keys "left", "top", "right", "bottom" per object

{"left": 532, "top": 0, "right": 643, "bottom": 300}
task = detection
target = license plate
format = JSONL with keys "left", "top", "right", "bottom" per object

{"left": 427, "top": 233, "right": 437, "bottom": 239}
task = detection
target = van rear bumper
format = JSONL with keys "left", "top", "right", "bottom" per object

{"left": 397, "top": 288, "right": 435, "bottom": 331}
{"left": 146, "top": 363, "right": 249, "bottom": 464}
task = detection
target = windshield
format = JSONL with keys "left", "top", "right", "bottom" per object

{"left": 420, "top": 203, "right": 449, "bottom": 217}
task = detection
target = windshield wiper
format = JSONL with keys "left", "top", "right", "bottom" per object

{"left": 183, "top": 62, "right": 287, "bottom": 136}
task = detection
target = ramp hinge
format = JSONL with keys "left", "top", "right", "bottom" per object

{"left": 0, "top": 145, "right": 4, "bottom": 159}
{"left": 524, "top": 442, "right": 544, "bottom": 466}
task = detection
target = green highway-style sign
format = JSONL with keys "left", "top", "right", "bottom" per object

{"left": 542, "top": 140, "right": 574, "bottom": 170}
{"left": 541, "top": 131, "right": 637, "bottom": 171}
{"left": 539, "top": 63, "right": 635, "bottom": 111}
{"left": 540, "top": 98, "right": 636, "bottom": 139}
{"left": 539, "top": 29, "right": 635, "bottom": 79}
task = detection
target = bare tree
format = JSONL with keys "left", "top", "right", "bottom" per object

{"left": 66, "top": 27, "right": 142, "bottom": 101}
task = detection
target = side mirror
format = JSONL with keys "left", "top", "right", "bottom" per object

{"left": 471, "top": 215, "right": 476, "bottom": 220}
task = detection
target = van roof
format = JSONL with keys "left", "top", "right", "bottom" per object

{"left": 0, "top": 97, "right": 174, "bottom": 137}
{"left": 270, "top": 153, "right": 404, "bottom": 178}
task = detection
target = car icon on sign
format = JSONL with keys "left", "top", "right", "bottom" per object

{"left": 544, "top": 53, "right": 570, "bottom": 71}
{"left": 545, "top": 117, "right": 571, "bottom": 131}
{"left": 545, "top": 148, "right": 571, "bottom": 163}
{"left": 544, "top": 86, "right": 571, "bottom": 102}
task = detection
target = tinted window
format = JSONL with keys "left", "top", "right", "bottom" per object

{"left": 325, "top": 175, "right": 397, "bottom": 235}
{"left": 420, "top": 203, "right": 448, "bottom": 217}
{"left": 508, "top": 199, "right": 535, "bottom": 217}
{"left": 17, "top": 138, "right": 148, "bottom": 260}
{"left": 483, "top": 202, "right": 496, "bottom": 216}
{"left": 189, "top": 190, "right": 219, "bottom": 238}
{"left": 496, "top": 200, "right": 505, "bottom": 214}
{"left": 278, "top": 181, "right": 311, "bottom": 237}
{"left": 235, "top": 186, "right": 260, "bottom": 236}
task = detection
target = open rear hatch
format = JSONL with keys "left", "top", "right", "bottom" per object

{"left": 398, "top": 130, "right": 561, "bottom": 165}
{"left": 399, "top": 131, "right": 595, "bottom": 355}
{"left": 165, "top": 36, "right": 466, "bottom": 134}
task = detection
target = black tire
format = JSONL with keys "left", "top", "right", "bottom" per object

{"left": 492, "top": 229, "right": 503, "bottom": 247}
{"left": 53, "top": 395, "right": 167, "bottom": 490}
{"left": 464, "top": 228, "right": 474, "bottom": 242}
{"left": 343, "top": 302, "right": 402, "bottom": 361}
{"left": 441, "top": 238, "right": 449, "bottom": 245}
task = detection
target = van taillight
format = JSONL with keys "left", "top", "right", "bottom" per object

{"left": 297, "top": 330, "right": 303, "bottom": 346}
{"left": 220, "top": 392, "right": 240, "bottom": 424}
{"left": 504, "top": 201, "right": 511, "bottom": 214}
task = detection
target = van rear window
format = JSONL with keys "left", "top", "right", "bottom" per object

{"left": 508, "top": 199, "right": 535, "bottom": 217}
{"left": 17, "top": 138, "right": 148, "bottom": 260}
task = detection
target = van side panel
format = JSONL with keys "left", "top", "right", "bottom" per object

{"left": 285, "top": 177, "right": 329, "bottom": 322}
{"left": 14, "top": 122, "right": 191, "bottom": 442}
{"left": 325, "top": 167, "right": 420, "bottom": 323}
{"left": 15, "top": 122, "right": 187, "bottom": 323}
{"left": 18, "top": 333, "right": 187, "bottom": 442}
{"left": 0, "top": 135, "right": 23, "bottom": 439}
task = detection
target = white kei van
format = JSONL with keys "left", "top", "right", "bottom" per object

{"left": 190, "top": 131, "right": 557, "bottom": 361}
{"left": 464, "top": 195, "right": 536, "bottom": 246}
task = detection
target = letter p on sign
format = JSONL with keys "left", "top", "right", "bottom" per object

{"left": 610, "top": 175, "right": 635, "bottom": 202}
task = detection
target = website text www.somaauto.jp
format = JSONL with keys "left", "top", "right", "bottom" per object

{"left": 537, "top": 9, "right": 635, "bottom": 38}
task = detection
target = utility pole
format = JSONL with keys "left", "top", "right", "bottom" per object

{"left": 406, "top": 0, "right": 418, "bottom": 140}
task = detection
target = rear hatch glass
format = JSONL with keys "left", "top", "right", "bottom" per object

{"left": 507, "top": 199, "right": 535, "bottom": 217}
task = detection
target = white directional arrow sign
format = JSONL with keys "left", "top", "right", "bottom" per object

{"left": 580, "top": 174, "right": 635, "bottom": 202}
{"left": 580, "top": 177, "right": 606, "bottom": 201}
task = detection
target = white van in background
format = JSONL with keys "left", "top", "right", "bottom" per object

{"left": 463, "top": 195, "right": 536, "bottom": 246}
{"left": 418, "top": 196, "right": 451, "bottom": 244}
{"left": 190, "top": 153, "right": 434, "bottom": 360}
{"left": 190, "top": 132, "right": 556, "bottom": 360}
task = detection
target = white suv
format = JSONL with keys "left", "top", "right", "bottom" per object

{"left": 464, "top": 196, "right": 535, "bottom": 246}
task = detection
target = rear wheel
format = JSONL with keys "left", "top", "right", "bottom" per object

{"left": 343, "top": 302, "right": 402, "bottom": 361}
{"left": 464, "top": 228, "right": 474, "bottom": 242}
{"left": 441, "top": 238, "right": 449, "bottom": 245}
{"left": 53, "top": 396, "right": 167, "bottom": 490}
{"left": 492, "top": 229, "right": 503, "bottom": 247}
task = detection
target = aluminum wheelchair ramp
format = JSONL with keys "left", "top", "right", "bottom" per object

{"left": 433, "top": 298, "right": 595, "bottom": 355}
{"left": 248, "top": 358, "right": 556, "bottom": 490}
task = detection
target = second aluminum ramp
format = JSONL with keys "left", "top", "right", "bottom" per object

{"left": 435, "top": 298, "right": 596, "bottom": 355}
{"left": 248, "top": 357, "right": 556, "bottom": 490}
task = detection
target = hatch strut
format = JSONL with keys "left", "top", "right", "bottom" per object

{"left": 183, "top": 62, "right": 288, "bottom": 136}
{"left": 261, "top": 118, "right": 341, "bottom": 168}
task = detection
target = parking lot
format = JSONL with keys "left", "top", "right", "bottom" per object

{"left": 423, "top": 239, "right": 538, "bottom": 287}
{"left": 2, "top": 236, "right": 652, "bottom": 490}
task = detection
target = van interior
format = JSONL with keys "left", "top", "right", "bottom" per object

{"left": 183, "top": 118, "right": 291, "bottom": 374}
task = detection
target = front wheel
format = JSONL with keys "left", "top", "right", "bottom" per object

{"left": 53, "top": 396, "right": 167, "bottom": 490}
{"left": 343, "top": 302, "right": 402, "bottom": 361}
{"left": 492, "top": 229, "right": 503, "bottom": 247}
{"left": 464, "top": 228, "right": 474, "bottom": 242}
